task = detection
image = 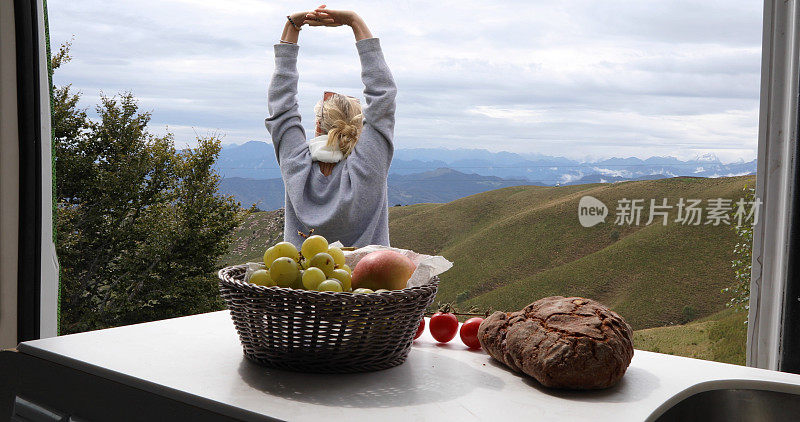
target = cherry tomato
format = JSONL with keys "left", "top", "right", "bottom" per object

{"left": 460, "top": 317, "right": 484, "bottom": 349}
{"left": 429, "top": 312, "right": 459, "bottom": 343}
{"left": 413, "top": 318, "right": 425, "bottom": 340}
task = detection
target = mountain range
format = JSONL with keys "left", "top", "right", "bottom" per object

{"left": 215, "top": 141, "right": 757, "bottom": 210}
{"left": 220, "top": 168, "right": 537, "bottom": 210}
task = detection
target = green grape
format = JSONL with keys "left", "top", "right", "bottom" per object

{"left": 273, "top": 241, "right": 300, "bottom": 262}
{"left": 249, "top": 269, "right": 275, "bottom": 287}
{"left": 270, "top": 257, "right": 300, "bottom": 287}
{"left": 309, "top": 252, "right": 335, "bottom": 277}
{"left": 341, "top": 264, "right": 352, "bottom": 275}
{"left": 375, "top": 289, "right": 390, "bottom": 293}
{"left": 263, "top": 246, "right": 276, "bottom": 266}
{"left": 291, "top": 270, "right": 305, "bottom": 289}
{"left": 330, "top": 268, "right": 351, "bottom": 291}
{"left": 301, "top": 235, "right": 329, "bottom": 261}
{"left": 353, "top": 288, "right": 374, "bottom": 294}
{"left": 264, "top": 242, "right": 299, "bottom": 266}
{"left": 302, "top": 267, "right": 326, "bottom": 290}
{"left": 318, "top": 279, "right": 343, "bottom": 292}
{"left": 328, "top": 247, "right": 345, "bottom": 266}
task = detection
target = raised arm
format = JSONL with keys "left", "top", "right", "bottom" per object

{"left": 357, "top": 39, "right": 396, "bottom": 149}
{"left": 346, "top": 13, "right": 373, "bottom": 41}
{"left": 350, "top": 15, "right": 396, "bottom": 142}
{"left": 264, "top": 12, "right": 310, "bottom": 165}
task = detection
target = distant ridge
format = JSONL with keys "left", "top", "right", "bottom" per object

{"left": 219, "top": 168, "right": 538, "bottom": 210}
{"left": 215, "top": 141, "right": 756, "bottom": 184}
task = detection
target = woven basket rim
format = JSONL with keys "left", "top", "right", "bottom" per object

{"left": 218, "top": 263, "right": 439, "bottom": 297}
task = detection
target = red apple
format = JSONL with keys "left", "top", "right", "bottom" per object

{"left": 351, "top": 250, "right": 416, "bottom": 291}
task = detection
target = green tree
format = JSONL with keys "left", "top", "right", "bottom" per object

{"left": 724, "top": 186, "right": 756, "bottom": 313}
{"left": 51, "top": 41, "right": 242, "bottom": 334}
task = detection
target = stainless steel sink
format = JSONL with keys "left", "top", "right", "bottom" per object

{"left": 653, "top": 388, "right": 800, "bottom": 422}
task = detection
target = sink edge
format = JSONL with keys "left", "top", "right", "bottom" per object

{"left": 644, "top": 378, "right": 800, "bottom": 422}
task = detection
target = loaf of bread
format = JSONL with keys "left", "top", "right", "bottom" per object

{"left": 477, "top": 296, "right": 634, "bottom": 389}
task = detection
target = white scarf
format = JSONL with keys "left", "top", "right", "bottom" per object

{"left": 308, "top": 134, "right": 344, "bottom": 163}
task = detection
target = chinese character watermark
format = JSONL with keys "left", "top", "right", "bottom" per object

{"left": 675, "top": 198, "right": 702, "bottom": 225}
{"left": 578, "top": 196, "right": 761, "bottom": 228}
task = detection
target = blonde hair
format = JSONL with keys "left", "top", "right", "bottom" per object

{"left": 314, "top": 94, "right": 363, "bottom": 157}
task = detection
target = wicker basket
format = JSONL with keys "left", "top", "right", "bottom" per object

{"left": 218, "top": 264, "right": 439, "bottom": 373}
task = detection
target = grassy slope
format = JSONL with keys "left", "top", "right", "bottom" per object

{"left": 218, "top": 208, "right": 284, "bottom": 266}
{"left": 388, "top": 176, "right": 755, "bottom": 330}
{"left": 634, "top": 309, "right": 747, "bottom": 365}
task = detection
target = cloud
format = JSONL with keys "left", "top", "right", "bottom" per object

{"left": 49, "top": 0, "right": 762, "bottom": 161}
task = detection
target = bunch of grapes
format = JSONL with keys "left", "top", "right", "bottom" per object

{"left": 249, "top": 235, "right": 377, "bottom": 294}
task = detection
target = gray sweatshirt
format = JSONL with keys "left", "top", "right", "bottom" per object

{"left": 264, "top": 37, "right": 397, "bottom": 249}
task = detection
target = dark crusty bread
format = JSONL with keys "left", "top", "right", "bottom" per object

{"left": 477, "top": 296, "right": 634, "bottom": 389}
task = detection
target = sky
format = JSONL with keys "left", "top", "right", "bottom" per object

{"left": 48, "top": 0, "right": 763, "bottom": 162}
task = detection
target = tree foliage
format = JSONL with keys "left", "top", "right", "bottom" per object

{"left": 724, "top": 186, "right": 755, "bottom": 313}
{"left": 52, "top": 42, "right": 242, "bottom": 334}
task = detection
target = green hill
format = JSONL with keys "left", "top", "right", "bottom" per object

{"left": 388, "top": 176, "right": 754, "bottom": 330}
{"left": 222, "top": 176, "right": 754, "bottom": 362}
{"left": 633, "top": 309, "right": 747, "bottom": 365}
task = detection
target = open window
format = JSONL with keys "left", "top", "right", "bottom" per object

{"left": 1, "top": 0, "right": 798, "bottom": 374}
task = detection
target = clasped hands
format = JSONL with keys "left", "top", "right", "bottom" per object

{"left": 289, "top": 5, "right": 356, "bottom": 29}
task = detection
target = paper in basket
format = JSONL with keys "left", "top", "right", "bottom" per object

{"left": 338, "top": 243, "right": 453, "bottom": 288}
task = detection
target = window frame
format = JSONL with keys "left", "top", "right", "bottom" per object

{"left": 1, "top": 0, "right": 58, "bottom": 346}
{"left": 747, "top": 0, "right": 800, "bottom": 372}
{"left": 4, "top": 0, "right": 798, "bottom": 371}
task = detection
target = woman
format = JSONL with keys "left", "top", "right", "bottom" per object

{"left": 265, "top": 6, "right": 397, "bottom": 249}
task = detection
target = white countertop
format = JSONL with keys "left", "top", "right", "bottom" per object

{"left": 17, "top": 311, "right": 800, "bottom": 421}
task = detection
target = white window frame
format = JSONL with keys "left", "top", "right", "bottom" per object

{"left": 748, "top": 0, "right": 800, "bottom": 370}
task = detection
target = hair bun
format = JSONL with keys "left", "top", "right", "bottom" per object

{"left": 343, "top": 124, "right": 357, "bottom": 138}
{"left": 333, "top": 120, "right": 357, "bottom": 138}
{"left": 322, "top": 103, "right": 363, "bottom": 157}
